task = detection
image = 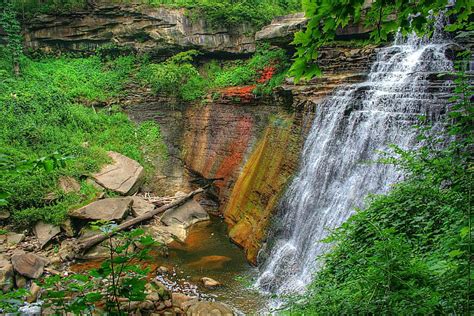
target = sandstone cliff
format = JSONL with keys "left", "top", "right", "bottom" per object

{"left": 23, "top": 3, "right": 255, "bottom": 57}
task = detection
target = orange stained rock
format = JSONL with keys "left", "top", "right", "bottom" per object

{"left": 224, "top": 115, "right": 301, "bottom": 264}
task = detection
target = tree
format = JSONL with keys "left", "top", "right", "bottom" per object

{"left": 0, "top": 0, "right": 22, "bottom": 76}
{"left": 290, "top": 0, "right": 472, "bottom": 80}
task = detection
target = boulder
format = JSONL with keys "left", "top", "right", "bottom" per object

{"left": 79, "top": 244, "right": 110, "bottom": 260}
{"left": 92, "top": 151, "right": 144, "bottom": 195}
{"left": 0, "top": 259, "right": 14, "bottom": 292}
{"left": 161, "top": 199, "right": 209, "bottom": 229}
{"left": 146, "top": 224, "right": 187, "bottom": 244}
{"left": 27, "top": 283, "right": 41, "bottom": 303}
{"left": 131, "top": 196, "right": 155, "bottom": 217}
{"left": 6, "top": 232, "right": 25, "bottom": 246}
{"left": 33, "top": 221, "right": 60, "bottom": 248}
{"left": 186, "top": 301, "right": 234, "bottom": 316}
{"left": 200, "top": 277, "right": 221, "bottom": 288}
{"left": 11, "top": 252, "right": 46, "bottom": 279}
{"left": 172, "top": 293, "right": 198, "bottom": 310}
{"left": 69, "top": 198, "right": 132, "bottom": 221}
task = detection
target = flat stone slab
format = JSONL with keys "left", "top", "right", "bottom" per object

{"left": 69, "top": 198, "right": 132, "bottom": 221}
{"left": 161, "top": 199, "right": 209, "bottom": 229}
{"left": 34, "top": 221, "right": 60, "bottom": 248}
{"left": 131, "top": 196, "right": 155, "bottom": 217}
{"left": 92, "top": 151, "right": 144, "bottom": 195}
{"left": 11, "top": 251, "right": 47, "bottom": 279}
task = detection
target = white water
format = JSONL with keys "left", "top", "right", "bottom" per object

{"left": 256, "top": 28, "right": 453, "bottom": 296}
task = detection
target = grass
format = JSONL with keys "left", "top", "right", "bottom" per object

{"left": 0, "top": 51, "right": 166, "bottom": 226}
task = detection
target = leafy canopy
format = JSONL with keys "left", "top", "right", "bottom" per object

{"left": 291, "top": 0, "right": 473, "bottom": 79}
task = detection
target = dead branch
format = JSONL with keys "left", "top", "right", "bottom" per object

{"left": 71, "top": 187, "right": 205, "bottom": 258}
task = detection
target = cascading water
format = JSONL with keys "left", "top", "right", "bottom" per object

{"left": 256, "top": 25, "right": 453, "bottom": 296}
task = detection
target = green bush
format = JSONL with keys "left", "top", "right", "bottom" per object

{"left": 137, "top": 50, "right": 207, "bottom": 101}
{"left": 0, "top": 51, "right": 166, "bottom": 226}
{"left": 147, "top": 0, "right": 301, "bottom": 28}
{"left": 138, "top": 46, "right": 290, "bottom": 100}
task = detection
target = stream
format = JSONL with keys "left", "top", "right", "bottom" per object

{"left": 72, "top": 215, "right": 264, "bottom": 314}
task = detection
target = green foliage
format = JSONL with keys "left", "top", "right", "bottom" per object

{"left": 12, "top": 0, "right": 87, "bottom": 16}
{"left": 146, "top": 0, "right": 301, "bottom": 28}
{"left": 0, "top": 288, "right": 29, "bottom": 313}
{"left": 0, "top": 52, "right": 166, "bottom": 226}
{"left": 137, "top": 50, "right": 206, "bottom": 101}
{"left": 40, "top": 226, "right": 160, "bottom": 314}
{"left": 291, "top": 0, "right": 473, "bottom": 80}
{"left": 283, "top": 54, "right": 473, "bottom": 315}
{"left": 1, "top": 0, "right": 23, "bottom": 75}
{"left": 139, "top": 45, "right": 290, "bottom": 100}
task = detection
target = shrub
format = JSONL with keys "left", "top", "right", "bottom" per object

{"left": 0, "top": 52, "right": 166, "bottom": 226}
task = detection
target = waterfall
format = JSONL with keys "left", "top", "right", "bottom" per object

{"left": 255, "top": 27, "right": 453, "bottom": 296}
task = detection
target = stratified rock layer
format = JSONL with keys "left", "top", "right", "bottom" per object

{"left": 23, "top": 4, "right": 255, "bottom": 57}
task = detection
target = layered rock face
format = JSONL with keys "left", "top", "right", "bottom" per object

{"left": 223, "top": 115, "right": 303, "bottom": 264}
{"left": 23, "top": 3, "right": 255, "bottom": 56}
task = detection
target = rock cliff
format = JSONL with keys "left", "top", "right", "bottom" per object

{"left": 23, "top": 3, "right": 255, "bottom": 57}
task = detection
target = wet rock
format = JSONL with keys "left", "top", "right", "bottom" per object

{"left": 6, "top": 232, "right": 25, "bottom": 246}
{"left": 131, "top": 196, "right": 155, "bottom": 217}
{"left": 161, "top": 199, "right": 209, "bottom": 229}
{"left": 0, "top": 259, "right": 14, "bottom": 292}
{"left": 200, "top": 277, "right": 221, "bottom": 288}
{"left": 26, "top": 283, "right": 41, "bottom": 303}
{"left": 146, "top": 224, "right": 187, "bottom": 244}
{"left": 69, "top": 197, "right": 132, "bottom": 221}
{"left": 92, "top": 151, "right": 144, "bottom": 195}
{"left": 186, "top": 301, "right": 234, "bottom": 315}
{"left": 0, "top": 210, "right": 10, "bottom": 220}
{"left": 33, "top": 221, "right": 60, "bottom": 248}
{"left": 11, "top": 251, "right": 47, "bottom": 279}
